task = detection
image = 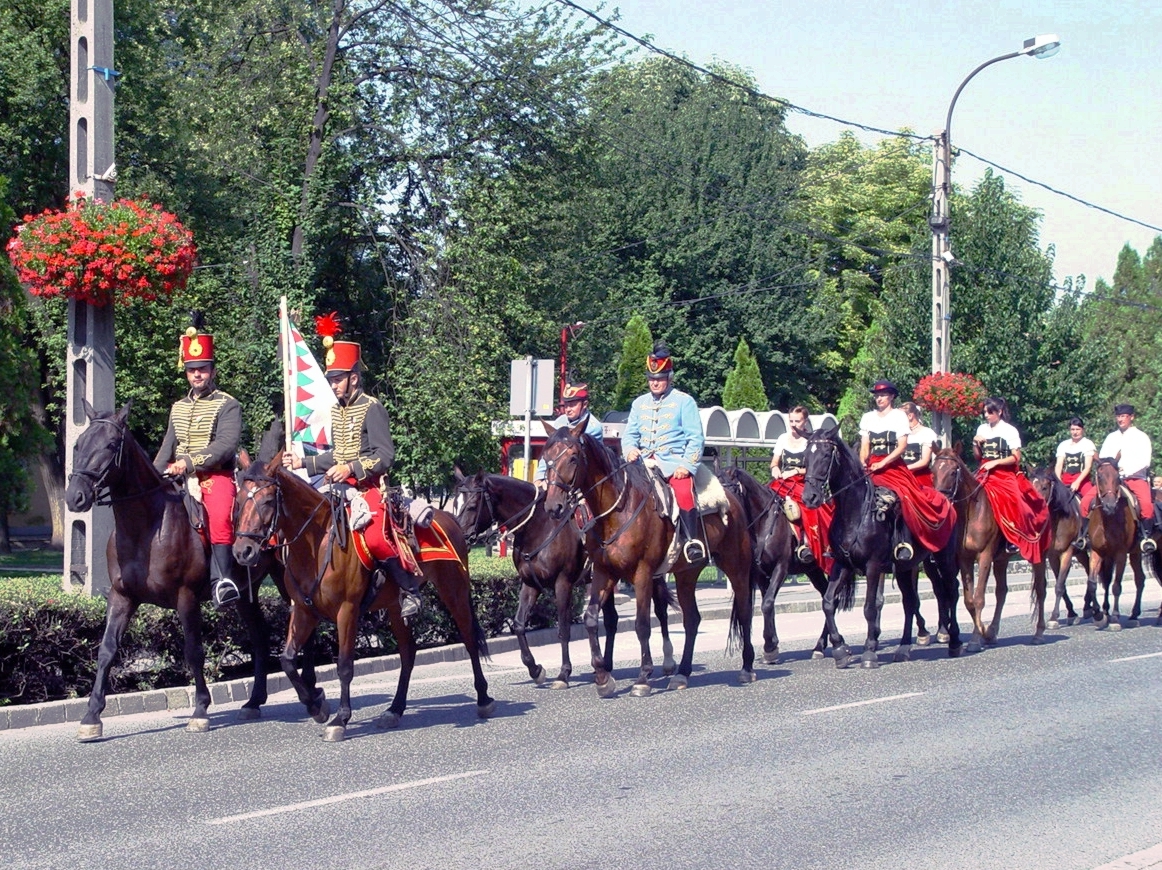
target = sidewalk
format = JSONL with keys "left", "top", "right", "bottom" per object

{"left": 2, "top": 561, "right": 1092, "bottom": 732}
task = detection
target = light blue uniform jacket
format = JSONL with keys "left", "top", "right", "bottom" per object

{"left": 535, "top": 411, "right": 603, "bottom": 482}
{"left": 622, "top": 387, "right": 703, "bottom": 477}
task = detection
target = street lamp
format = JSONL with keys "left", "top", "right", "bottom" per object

{"left": 929, "top": 34, "right": 1060, "bottom": 442}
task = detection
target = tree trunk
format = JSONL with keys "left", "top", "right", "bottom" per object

{"left": 0, "top": 509, "right": 10, "bottom": 553}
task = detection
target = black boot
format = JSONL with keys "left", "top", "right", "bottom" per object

{"left": 383, "top": 558, "right": 423, "bottom": 621}
{"left": 1139, "top": 515, "right": 1156, "bottom": 554}
{"left": 209, "top": 544, "right": 240, "bottom": 609}
{"left": 679, "top": 508, "right": 706, "bottom": 563}
{"left": 1074, "top": 514, "right": 1089, "bottom": 551}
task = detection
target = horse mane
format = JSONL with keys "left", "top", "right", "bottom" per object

{"left": 810, "top": 425, "right": 863, "bottom": 478}
{"left": 1029, "top": 466, "right": 1075, "bottom": 515}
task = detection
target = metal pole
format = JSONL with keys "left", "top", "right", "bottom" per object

{"left": 64, "top": 0, "right": 116, "bottom": 595}
{"left": 522, "top": 356, "right": 534, "bottom": 482}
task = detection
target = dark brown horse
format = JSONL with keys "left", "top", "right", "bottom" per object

{"left": 931, "top": 447, "right": 1046, "bottom": 649}
{"left": 801, "top": 427, "right": 962, "bottom": 667}
{"left": 541, "top": 419, "right": 755, "bottom": 696}
{"left": 1028, "top": 467, "right": 1087, "bottom": 628}
{"left": 232, "top": 452, "right": 494, "bottom": 740}
{"left": 1086, "top": 459, "right": 1146, "bottom": 630}
{"left": 451, "top": 469, "right": 673, "bottom": 688}
{"left": 717, "top": 465, "right": 842, "bottom": 662}
{"left": 64, "top": 402, "right": 284, "bottom": 741}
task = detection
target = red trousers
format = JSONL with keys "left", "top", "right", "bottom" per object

{"left": 356, "top": 482, "right": 400, "bottom": 561}
{"left": 669, "top": 474, "right": 695, "bottom": 510}
{"left": 977, "top": 466, "right": 1052, "bottom": 563}
{"left": 770, "top": 475, "right": 834, "bottom": 574}
{"left": 199, "top": 471, "right": 236, "bottom": 545}
{"left": 1061, "top": 470, "right": 1094, "bottom": 502}
{"left": 868, "top": 459, "right": 956, "bottom": 553}
{"left": 1080, "top": 476, "right": 1153, "bottom": 519}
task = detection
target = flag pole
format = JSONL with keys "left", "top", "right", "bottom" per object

{"left": 279, "top": 296, "right": 294, "bottom": 454}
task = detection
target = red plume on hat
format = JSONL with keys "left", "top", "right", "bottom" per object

{"left": 314, "top": 311, "right": 342, "bottom": 341}
{"left": 315, "top": 311, "right": 361, "bottom": 374}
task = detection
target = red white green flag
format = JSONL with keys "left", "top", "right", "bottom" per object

{"left": 279, "top": 297, "right": 335, "bottom": 456}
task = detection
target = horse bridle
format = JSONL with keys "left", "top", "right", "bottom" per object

{"left": 235, "top": 473, "right": 330, "bottom": 551}
{"left": 542, "top": 435, "right": 646, "bottom": 549}
{"left": 456, "top": 483, "right": 539, "bottom": 545}
{"left": 69, "top": 417, "right": 176, "bottom": 505}
{"left": 931, "top": 453, "right": 983, "bottom": 504}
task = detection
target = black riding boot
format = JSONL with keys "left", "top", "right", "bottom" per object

{"left": 377, "top": 558, "right": 423, "bottom": 621}
{"left": 1139, "top": 515, "right": 1156, "bottom": 554}
{"left": 209, "top": 544, "right": 240, "bottom": 609}
{"left": 679, "top": 508, "right": 706, "bottom": 563}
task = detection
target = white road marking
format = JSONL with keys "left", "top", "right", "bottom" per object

{"left": 1109, "top": 651, "right": 1162, "bottom": 663}
{"left": 800, "top": 692, "right": 924, "bottom": 716}
{"left": 206, "top": 770, "right": 488, "bottom": 825}
{"left": 1092, "top": 841, "right": 1162, "bottom": 869}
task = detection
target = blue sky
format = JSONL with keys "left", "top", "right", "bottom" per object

{"left": 603, "top": 0, "right": 1161, "bottom": 286}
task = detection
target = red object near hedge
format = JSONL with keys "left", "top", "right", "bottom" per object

{"left": 913, "top": 372, "right": 988, "bottom": 418}
{"left": 5, "top": 193, "right": 196, "bottom": 306}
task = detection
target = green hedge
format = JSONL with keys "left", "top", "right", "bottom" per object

{"left": 0, "top": 551, "right": 584, "bottom": 706}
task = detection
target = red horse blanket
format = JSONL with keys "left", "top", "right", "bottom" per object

{"left": 976, "top": 466, "right": 1051, "bottom": 564}
{"left": 770, "top": 475, "right": 835, "bottom": 574}
{"left": 868, "top": 460, "right": 956, "bottom": 554}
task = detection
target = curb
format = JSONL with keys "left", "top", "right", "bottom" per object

{"left": 0, "top": 575, "right": 1038, "bottom": 733}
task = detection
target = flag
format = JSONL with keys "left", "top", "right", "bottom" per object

{"left": 279, "top": 297, "right": 335, "bottom": 457}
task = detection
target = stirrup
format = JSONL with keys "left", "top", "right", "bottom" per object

{"left": 1072, "top": 535, "right": 1088, "bottom": 551}
{"left": 212, "top": 578, "right": 240, "bottom": 609}
{"left": 893, "top": 541, "right": 914, "bottom": 561}
{"left": 795, "top": 543, "right": 814, "bottom": 563}
{"left": 1142, "top": 537, "right": 1157, "bottom": 555}
{"left": 400, "top": 591, "right": 422, "bottom": 621}
{"left": 682, "top": 539, "right": 706, "bottom": 563}
{"left": 1005, "top": 542, "right": 1019, "bottom": 555}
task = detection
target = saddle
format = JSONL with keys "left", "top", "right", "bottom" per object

{"left": 386, "top": 490, "right": 424, "bottom": 576}
{"left": 642, "top": 460, "right": 731, "bottom": 524}
{"left": 873, "top": 486, "right": 898, "bottom": 523}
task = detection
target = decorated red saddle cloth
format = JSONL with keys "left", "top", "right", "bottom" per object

{"left": 352, "top": 490, "right": 461, "bottom": 571}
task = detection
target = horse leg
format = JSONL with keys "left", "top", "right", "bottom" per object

{"left": 913, "top": 562, "right": 932, "bottom": 646}
{"left": 1047, "top": 552, "right": 1067, "bottom": 629}
{"left": 860, "top": 567, "right": 885, "bottom": 669}
{"left": 550, "top": 575, "right": 574, "bottom": 689}
{"left": 1127, "top": 552, "right": 1145, "bottom": 627}
{"left": 809, "top": 566, "right": 838, "bottom": 658}
{"left": 279, "top": 604, "right": 328, "bottom": 722}
{"left": 894, "top": 566, "right": 922, "bottom": 663}
{"left": 174, "top": 588, "right": 212, "bottom": 732}
{"left": 585, "top": 568, "right": 617, "bottom": 697}
{"left": 320, "top": 602, "right": 359, "bottom": 742}
{"left": 1108, "top": 555, "right": 1127, "bottom": 631}
{"left": 375, "top": 603, "right": 416, "bottom": 729}
{"left": 760, "top": 566, "right": 787, "bottom": 665}
{"left": 669, "top": 568, "right": 702, "bottom": 690}
{"left": 724, "top": 549, "right": 758, "bottom": 684}
{"left": 1029, "top": 562, "right": 1047, "bottom": 644}
{"left": 653, "top": 575, "right": 676, "bottom": 676}
{"left": 78, "top": 590, "right": 139, "bottom": 741}
{"left": 936, "top": 554, "right": 963, "bottom": 657}
{"left": 962, "top": 556, "right": 987, "bottom": 653}
{"left": 823, "top": 567, "right": 854, "bottom": 669}
{"left": 234, "top": 584, "right": 271, "bottom": 720}
{"left": 629, "top": 567, "right": 656, "bottom": 697}
{"left": 429, "top": 564, "right": 495, "bottom": 718}
{"left": 985, "top": 558, "right": 1008, "bottom": 645}
{"left": 1087, "top": 550, "right": 1107, "bottom": 629}
{"left": 513, "top": 582, "right": 546, "bottom": 685}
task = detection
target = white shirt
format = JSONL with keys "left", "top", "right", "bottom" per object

{"left": 1099, "top": 426, "right": 1153, "bottom": 478}
{"left": 772, "top": 432, "right": 808, "bottom": 459}
{"left": 908, "top": 425, "right": 938, "bottom": 449}
{"left": 859, "top": 408, "right": 909, "bottom": 440}
{"left": 1055, "top": 437, "right": 1096, "bottom": 460}
{"left": 974, "top": 419, "right": 1022, "bottom": 457}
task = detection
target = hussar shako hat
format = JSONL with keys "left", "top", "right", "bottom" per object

{"left": 561, "top": 371, "right": 589, "bottom": 403}
{"left": 315, "top": 311, "right": 361, "bottom": 376}
{"left": 179, "top": 310, "right": 214, "bottom": 370}
{"left": 646, "top": 341, "right": 673, "bottom": 377}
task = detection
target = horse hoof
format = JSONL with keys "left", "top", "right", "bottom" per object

{"left": 860, "top": 654, "right": 880, "bottom": 670}
{"left": 533, "top": 665, "right": 547, "bottom": 686}
{"left": 1047, "top": 620, "right": 1060, "bottom": 630}
{"left": 323, "top": 725, "right": 346, "bottom": 742}
{"left": 893, "top": 646, "right": 912, "bottom": 663}
{"left": 311, "top": 698, "right": 331, "bottom": 724}
{"left": 834, "top": 654, "right": 852, "bottom": 670}
{"left": 811, "top": 650, "right": 825, "bottom": 660}
{"left": 550, "top": 679, "right": 569, "bottom": 690}
{"left": 1030, "top": 634, "right": 1046, "bottom": 645}
{"left": 737, "top": 669, "right": 757, "bottom": 684}
{"left": 667, "top": 674, "right": 688, "bottom": 691}
{"left": 1109, "top": 622, "right": 1122, "bottom": 632}
{"left": 1127, "top": 619, "right": 1140, "bottom": 628}
{"left": 630, "top": 683, "right": 651, "bottom": 697}
{"left": 595, "top": 678, "right": 617, "bottom": 699}
{"left": 77, "top": 722, "right": 103, "bottom": 742}
{"left": 477, "top": 700, "right": 496, "bottom": 718}
{"left": 937, "top": 630, "right": 950, "bottom": 644}
{"left": 966, "top": 640, "right": 982, "bottom": 654}
{"left": 1094, "top": 618, "right": 1109, "bottom": 631}
{"left": 236, "top": 706, "right": 261, "bottom": 721}
{"left": 948, "top": 644, "right": 964, "bottom": 658}
{"left": 186, "top": 717, "right": 210, "bottom": 733}
{"left": 762, "top": 649, "right": 781, "bottom": 665}
{"left": 916, "top": 633, "right": 931, "bottom": 647}
{"left": 662, "top": 660, "right": 677, "bottom": 676}
{"left": 376, "top": 711, "right": 401, "bottom": 729}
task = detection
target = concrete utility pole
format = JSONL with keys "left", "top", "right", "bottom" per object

{"left": 65, "top": 0, "right": 117, "bottom": 594}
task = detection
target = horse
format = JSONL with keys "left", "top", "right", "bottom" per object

{"left": 541, "top": 418, "right": 755, "bottom": 696}
{"left": 232, "top": 452, "right": 494, "bottom": 740}
{"left": 717, "top": 465, "right": 842, "bottom": 662}
{"left": 1028, "top": 467, "right": 1088, "bottom": 628}
{"left": 931, "top": 447, "right": 1047, "bottom": 649}
{"left": 1085, "top": 458, "right": 1147, "bottom": 630}
{"left": 64, "top": 401, "right": 284, "bottom": 741}
{"left": 800, "top": 427, "right": 962, "bottom": 668}
{"left": 451, "top": 469, "right": 678, "bottom": 689}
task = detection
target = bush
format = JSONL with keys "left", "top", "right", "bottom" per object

{"left": 0, "top": 551, "right": 586, "bottom": 706}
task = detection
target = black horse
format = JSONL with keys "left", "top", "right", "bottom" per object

{"left": 717, "top": 466, "right": 846, "bottom": 662}
{"left": 64, "top": 402, "right": 284, "bottom": 741}
{"left": 801, "top": 426, "right": 963, "bottom": 667}
{"left": 455, "top": 469, "right": 661, "bottom": 688}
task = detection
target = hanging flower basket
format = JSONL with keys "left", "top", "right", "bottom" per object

{"left": 913, "top": 372, "right": 987, "bottom": 418}
{"left": 5, "top": 193, "right": 197, "bottom": 306}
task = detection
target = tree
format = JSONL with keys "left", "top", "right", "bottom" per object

{"left": 722, "top": 337, "right": 768, "bottom": 411}
{"left": 612, "top": 314, "right": 653, "bottom": 413}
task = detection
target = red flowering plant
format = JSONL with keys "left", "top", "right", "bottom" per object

{"left": 912, "top": 372, "right": 988, "bottom": 418}
{"left": 5, "top": 193, "right": 197, "bottom": 306}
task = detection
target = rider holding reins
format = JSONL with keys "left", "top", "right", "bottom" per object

{"left": 1079, "top": 403, "right": 1156, "bottom": 554}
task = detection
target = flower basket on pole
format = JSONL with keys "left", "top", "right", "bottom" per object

{"left": 913, "top": 372, "right": 987, "bottom": 418}
{"left": 6, "top": 194, "right": 197, "bottom": 306}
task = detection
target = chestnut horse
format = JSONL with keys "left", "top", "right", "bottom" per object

{"left": 232, "top": 452, "right": 494, "bottom": 740}
{"left": 1028, "top": 467, "right": 1086, "bottom": 628}
{"left": 717, "top": 466, "right": 845, "bottom": 662}
{"left": 1085, "top": 459, "right": 1147, "bottom": 630}
{"left": 931, "top": 447, "right": 1046, "bottom": 649}
{"left": 801, "top": 427, "right": 962, "bottom": 668}
{"left": 64, "top": 402, "right": 284, "bottom": 741}
{"left": 541, "top": 419, "right": 755, "bottom": 696}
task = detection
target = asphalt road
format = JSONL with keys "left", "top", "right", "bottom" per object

{"left": 4, "top": 581, "right": 1162, "bottom": 870}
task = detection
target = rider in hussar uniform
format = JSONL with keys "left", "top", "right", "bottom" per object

{"left": 154, "top": 315, "right": 242, "bottom": 608}
{"left": 623, "top": 342, "right": 706, "bottom": 562}
{"left": 1079, "top": 403, "right": 1156, "bottom": 554}
{"left": 282, "top": 314, "right": 424, "bottom": 618}
{"left": 535, "top": 375, "right": 602, "bottom": 490}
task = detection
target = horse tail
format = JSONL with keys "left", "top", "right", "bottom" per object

{"left": 835, "top": 569, "right": 857, "bottom": 612}
{"left": 471, "top": 608, "right": 492, "bottom": 663}
{"left": 728, "top": 600, "right": 744, "bottom": 657}
{"left": 653, "top": 574, "right": 678, "bottom": 610}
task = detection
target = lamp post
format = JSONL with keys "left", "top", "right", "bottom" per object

{"left": 929, "top": 34, "right": 1060, "bottom": 443}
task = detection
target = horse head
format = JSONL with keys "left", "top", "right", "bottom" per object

{"left": 1095, "top": 458, "right": 1124, "bottom": 516}
{"left": 232, "top": 451, "right": 286, "bottom": 567}
{"left": 541, "top": 418, "right": 588, "bottom": 520}
{"left": 1029, "top": 466, "right": 1073, "bottom": 516}
{"left": 931, "top": 447, "right": 969, "bottom": 500}
{"left": 451, "top": 468, "right": 496, "bottom": 539}
{"left": 801, "top": 427, "right": 843, "bottom": 509}
{"left": 65, "top": 401, "right": 134, "bottom": 512}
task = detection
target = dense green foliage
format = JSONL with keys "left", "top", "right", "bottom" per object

{"left": 722, "top": 338, "right": 769, "bottom": 411}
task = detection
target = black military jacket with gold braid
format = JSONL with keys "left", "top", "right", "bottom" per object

{"left": 153, "top": 388, "right": 242, "bottom": 475}
{"left": 303, "top": 389, "right": 394, "bottom": 484}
